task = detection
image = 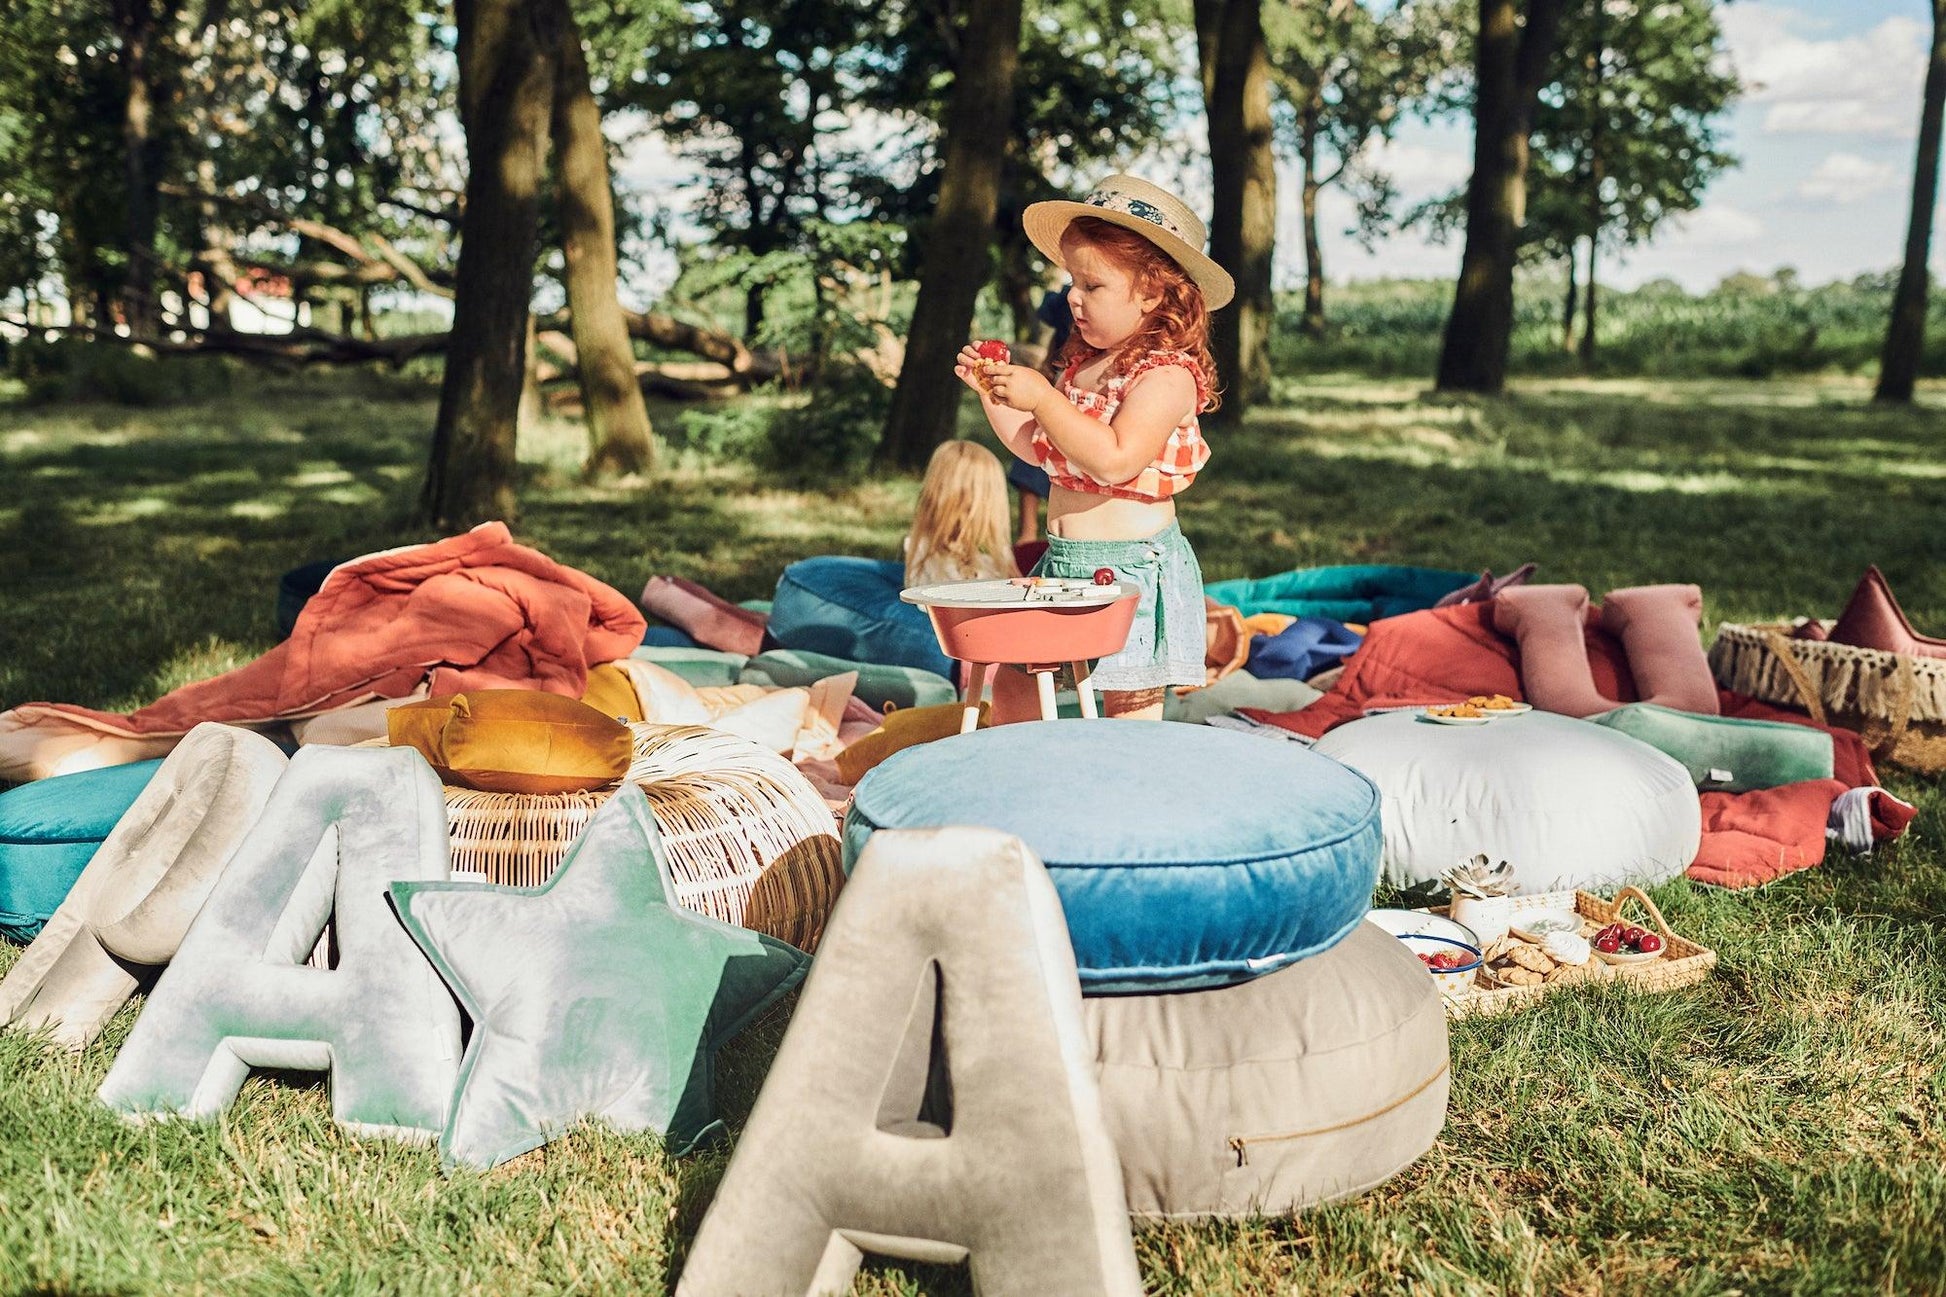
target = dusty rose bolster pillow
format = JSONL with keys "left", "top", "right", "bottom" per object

{"left": 640, "top": 576, "right": 768, "bottom": 656}
{"left": 387, "top": 691, "right": 632, "bottom": 794}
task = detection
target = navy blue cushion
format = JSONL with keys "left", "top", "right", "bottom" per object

{"left": 0, "top": 759, "right": 164, "bottom": 942}
{"left": 769, "top": 556, "right": 953, "bottom": 679}
{"left": 843, "top": 722, "right": 1380, "bottom": 994}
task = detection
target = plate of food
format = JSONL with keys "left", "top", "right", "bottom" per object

{"left": 1420, "top": 703, "right": 1492, "bottom": 725}
{"left": 1465, "top": 694, "right": 1533, "bottom": 717}
{"left": 1364, "top": 908, "right": 1480, "bottom": 948}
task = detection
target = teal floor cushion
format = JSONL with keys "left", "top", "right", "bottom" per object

{"left": 843, "top": 722, "right": 1381, "bottom": 994}
{"left": 0, "top": 760, "right": 164, "bottom": 942}
{"left": 1204, "top": 564, "right": 1474, "bottom": 623}
{"left": 769, "top": 557, "right": 954, "bottom": 679}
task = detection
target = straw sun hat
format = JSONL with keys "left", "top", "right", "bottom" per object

{"left": 1023, "top": 174, "right": 1236, "bottom": 310}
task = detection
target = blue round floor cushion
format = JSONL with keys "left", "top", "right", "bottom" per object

{"left": 843, "top": 722, "right": 1381, "bottom": 994}
{"left": 0, "top": 759, "right": 164, "bottom": 942}
{"left": 769, "top": 557, "right": 954, "bottom": 680}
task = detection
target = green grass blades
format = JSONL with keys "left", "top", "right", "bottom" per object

{"left": 2, "top": 371, "right": 1944, "bottom": 1295}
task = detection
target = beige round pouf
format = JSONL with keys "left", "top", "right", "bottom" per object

{"left": 1082, "top": 921, "right": 1449, "bottom": 1219}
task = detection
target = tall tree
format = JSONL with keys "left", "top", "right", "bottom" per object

{"left": 1435, "top": 0, "right": 1566, "bottom": 394}
{"left": 111, "top": 0, "right": 180, "bottom": 340}
{"left": 1265, "top": 0, "right": 1461, "bottom": 338}
{"left": 550, "top": 1, "right": 656, "bottom": 476}
{"left": 1877, "top": 0, "right": 1946, "bottom": 404}
{"left": 1197, "top": 0, "right": 1277, "bottom": 413}
{"left": 876, "top": 0, "right": 1022, "bottom": 470}
{"left": 423, "top": 0, "right": 562, "bottom": 527}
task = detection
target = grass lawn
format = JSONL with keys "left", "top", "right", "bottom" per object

{"left": 1, "top": 370, "right": 1943, "bottom": 1296}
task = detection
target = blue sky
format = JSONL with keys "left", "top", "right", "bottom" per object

{"left": 617, "top": 1, "right": 1942, "bottom": 299}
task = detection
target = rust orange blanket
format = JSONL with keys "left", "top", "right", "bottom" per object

{"left": 0, "top": 523, "right": 646, "bottom": 782}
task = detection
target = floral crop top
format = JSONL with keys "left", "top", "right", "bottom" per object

{"left": 1026, "top": 350, "right": 1212, "bottom": 502}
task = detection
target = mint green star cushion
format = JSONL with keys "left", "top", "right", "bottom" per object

{"left": 389, "top": 784, "right": 811, "bottom": 1170}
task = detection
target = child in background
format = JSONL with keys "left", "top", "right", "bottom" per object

{"left": 956, "top": 174, "right": 1231, "bottom": 719}
{"left": 903, "top": 440, "right": 1022, "bottom": 588}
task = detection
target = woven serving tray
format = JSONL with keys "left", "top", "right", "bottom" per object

{"left": 1431, "top": 886, "right": 1717, "bottom": 1021}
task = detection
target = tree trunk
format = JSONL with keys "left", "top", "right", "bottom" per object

{"left": 550, "top": 2, "right": 656, "bottom": 476}
{"left": 876, "top": 0, "right": 1022, "bottom": 471}
{"left": 1877, "top": 0, "right": 1946, "bottom": 403}
{"left": 1560, "top": 243, "right": 1579, "bottom": 352}
{"left": 1579, "top": 234, "right": 1599, "bottom": 366}
{"left": 422, "top": 0, "right": 563, "bottom": 528}
{"left": 1435, "top": 0, "right": 1567, "bottom": 394}
{"left": 1299, "top": 83, "right": 1326, "bottom": 340}
{"left": 114, "top": 0, "right": 166, "bottom": 342}
{"left": 1197, "top": 0, "right": 1278, "bottom": 412}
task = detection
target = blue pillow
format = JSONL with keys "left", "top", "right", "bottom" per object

{"left": 0, "top": 760, "right": 164, "bottom": 942}
{"left": 769, "top": 556, "right": 954, "bottom": 679}
{"left": 639, "top": 624, "right": 701, "bottom": 649}
{"left": 843, "top": 722, "right": 1380, "bottom": 994}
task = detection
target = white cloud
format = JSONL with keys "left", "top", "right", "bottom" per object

{"left": 1798, "top": 151, "right": 1905, "bottom": 203}
{"left": 1358, "top": 137, "right": 1472, "bottom": 200}
{"left": 1661, "top": 203, "right": 1766, "bottom": 248}
{"left": 1723, "top": 7, "right": 1929, "bottom": 138}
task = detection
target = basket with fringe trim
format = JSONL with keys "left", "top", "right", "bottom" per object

{"left": 1708, "top": 622, "right": 1946, "bottom": 774}
{"left": 351, "top": 722, "right": 843, "bottom": 952}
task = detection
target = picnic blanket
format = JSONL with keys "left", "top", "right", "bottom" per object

{"left": 0, "top": 523, "right": 646, "bottom": 782}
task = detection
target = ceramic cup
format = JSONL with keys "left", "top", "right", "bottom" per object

{"left": 1450, "top": 894, "right": 1514, "bottom": 948}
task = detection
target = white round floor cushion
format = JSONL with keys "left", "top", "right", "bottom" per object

{"left": 1313, "top": 711, "right": 1701, "bottom": 894}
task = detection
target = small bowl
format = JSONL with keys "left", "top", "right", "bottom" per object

{"left": 1395, "top": 932, "right": 1485, "bottom": 996}
{"left": 1593, "top": 943, "right": 1663, "bottom": 966}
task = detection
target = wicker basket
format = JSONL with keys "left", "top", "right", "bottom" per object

{"left": 1438, "top": 887, "right": 1716, "bottom": 1021}
{"left": 352, "top": 723, "right": 844, "bottom": 952}
{"left": 1709, "top": 622, "right": 1946, "bottom": 774}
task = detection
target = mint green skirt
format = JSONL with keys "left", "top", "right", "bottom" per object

{"left": 1033, "top": 521, "right": 1206, "bottom": 691}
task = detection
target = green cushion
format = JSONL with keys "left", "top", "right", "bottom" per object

{"left": 1166, "top": 671, "right": 1324, "bottom": 725}
{"left": 739, "top": 649, "right": 957, "bottom": 712}
{"left": 0, "top": 760, "right": 163, "bottom": 942}
{"left": 629, "top": 645, "right": 751, "bottom": 688}
{"left": 1587, "top": 703, "right": 1834, "bottom": 792}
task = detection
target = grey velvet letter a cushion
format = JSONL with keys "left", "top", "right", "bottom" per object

{"left": 1085, "top": 921, "right": 1450, "bottom": 1218}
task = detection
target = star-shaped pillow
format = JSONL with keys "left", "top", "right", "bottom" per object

{"left": 389, "top": 785, "right": 810, "bottom": 1170}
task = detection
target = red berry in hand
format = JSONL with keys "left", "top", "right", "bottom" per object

{"left": 1092, "top": 567, "right": 1117, "bottom": 586}
{"left": 974, "top": 339, "right": 1010, "bottom": 364}
{"left": 1594, "top": 935, "right": 1622, "bottom": 954}
{"left": 1637, "top": 933, "right": 1663, "bottom": 954}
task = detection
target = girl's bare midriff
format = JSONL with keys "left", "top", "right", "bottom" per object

{"left": 1046, "top": 484, "right": 1175, "bottom": 541}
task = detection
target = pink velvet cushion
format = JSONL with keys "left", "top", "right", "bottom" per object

{"left": 1828, "top": 566, "right": 1946, "bottom": 661}
{"left": 640, "top": 576, "right": 768, "bottom": 656}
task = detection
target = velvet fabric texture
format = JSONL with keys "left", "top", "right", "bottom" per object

{"left": 843, "top": 722, "right": 1382, "bottom": 993}
{"left": 739, "top": 648, "right": 958, "bottom": 712}
{"left": 389, "top": 786, "right": 809, "bottom": 1170}
{"left": 98, "top": 747, "right": 461, "bottom": 1139}
{"left": 0, "top": 725, "right": 286, "bottom": 1051}
{"left": 0, "top": 759, "right": 162, "bottom": 942}
{"left": 0, "top": 522, "right": 646, "bottom": 783}
{"left": 628, "top": 645, "right": 751, "bottom": 687}
{"left": 1828, "top": 565, "right": 1946, "bottom": 660}
{"left": 1313, "top": 711, "right": 1702, "bottom": 894}
{"left": 1202, "top": 564, "right": 1475, "bottom": 623}
{"left": 769, "top": 556, "right": 956, "bottom": 679}
{"left": 1590, "top": 703, "right": 1834, "bottom": 791}
{"left": 674, "top": 826, "right": 1143, "bottom": 1297}
{"left": 1432, "top": 562, "right": 1539, "bottom": 608}
{"left": 1494, "top": 584, "right": 1718, "bottom": 717}
{"left": 835, "top": 701, "right": 990, "bottom": 785}
{"left": 1246, "top": 618, "right": 1363, "bottom": 682}
{"left": 387, "top": 691, "right": 632, "bottom": 794}
{"left": 1085, "top": 922, "right": 1448, "bottom": 1218}
{"left": 639, "top": 575, "right": 769, "bottom": 657}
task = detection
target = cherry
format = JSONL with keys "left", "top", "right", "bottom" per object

{"left": 973, "top": 339, "right": 1010, "bottom": 364}
{"left": 1092, "top": 567, "right": 1117, "bottom": 586}
{"left": 1594, "top": 935, "right": 1622, "bottom": 954}
{"left": 1637, "top": 933, "right": 1663, "bottom": 954}
{"left": 1622, "top": 926, "right": 1645, "bottom": 946}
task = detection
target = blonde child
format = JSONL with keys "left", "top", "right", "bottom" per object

{"left": 955, "top": 174, "right": 1230, "bottom": 719}
{"left": 903, "top": 440, "right": 1022, "bottom": 588}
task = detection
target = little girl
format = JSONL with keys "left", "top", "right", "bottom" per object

{"left": 903, "top": 440, "right": 1022, "bottom": 588}
{"left": 955, "top": 174, "right": 1232, "bottom": 719}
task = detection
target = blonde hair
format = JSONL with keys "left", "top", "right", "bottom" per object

{"left": 904, "top": 441, "right": 1021, "bottom": 586}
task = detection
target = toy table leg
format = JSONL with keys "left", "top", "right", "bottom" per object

{"left": 1072, "top": 660, "right": 1098, "bottom": 718}
{"left": 1035, "top": 669, "right": 1059, "bottom": 722}
{"left": 961, "top": 661, "right": 992, "bottom": 734}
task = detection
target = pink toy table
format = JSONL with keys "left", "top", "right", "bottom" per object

{"left": 901, "top": 578, "right": 1141, "bottom": 731}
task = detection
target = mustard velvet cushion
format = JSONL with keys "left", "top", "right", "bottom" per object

{"left": 386, "top": 691, "right": 632, "bottom": 794}
{"left": 834, "top": 702, "right": 989, "bottom": 785}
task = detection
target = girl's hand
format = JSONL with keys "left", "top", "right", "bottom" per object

{"left": 984, "top": 364, "right": 1056, "bottom": 414}
{"left": 953, "top": 344, "right": 997, "bottom": 401}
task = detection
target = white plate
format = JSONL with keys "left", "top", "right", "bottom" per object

{"left": 1508, "top": 907, "right": 1584, "bottom": 942}
{"left": 1418, "top": 710, "right": 1490, "bottom": 726}
{"left": 1365, "top": 909, "right": 1480, "bottom": 948}
{"left": 1479, "top": 702, "right": 1533, "bottom": 717}
{"left": 899, "top": 577, "right": 1133, "bottom": 609}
